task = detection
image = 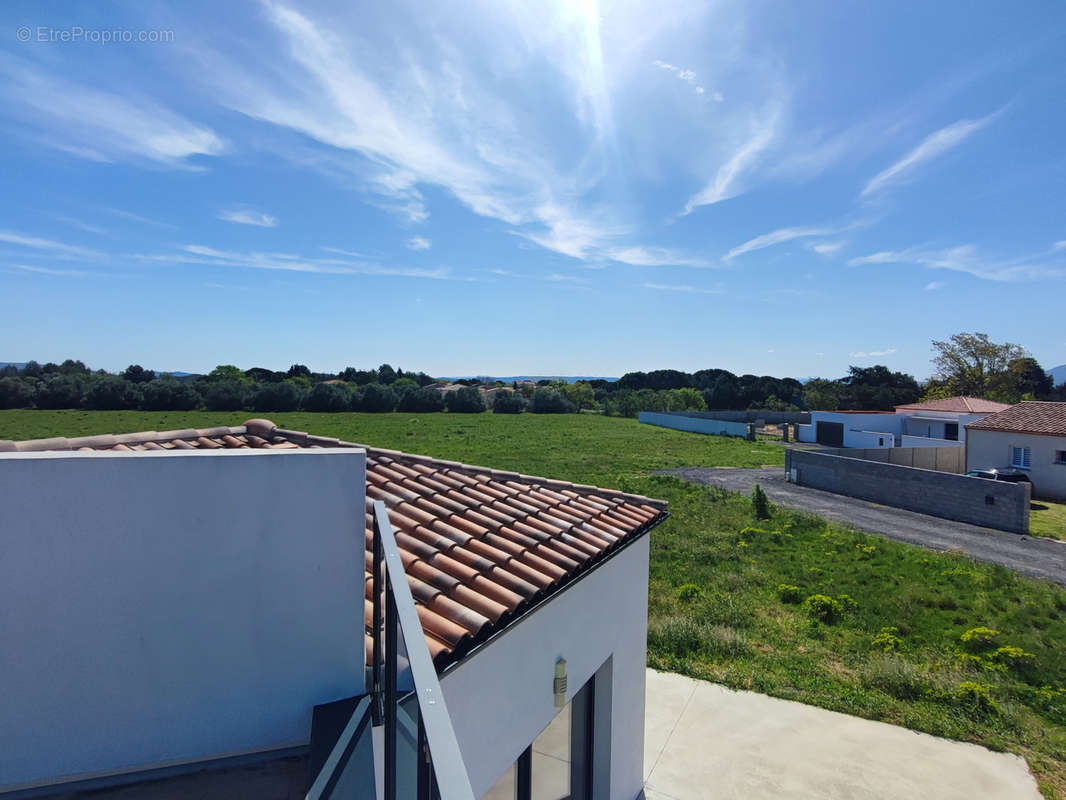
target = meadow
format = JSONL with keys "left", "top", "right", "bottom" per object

{"left": 3, "top": 409, "right": 1066, "bottom": 797}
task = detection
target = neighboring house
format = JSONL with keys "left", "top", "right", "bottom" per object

{"left": 0, "top": 419, "right": 666, "bottom": 800}
{"left": 893, "top": 396, "right": 1011, "bottom": 446}
{"left": 796, "top": 397, "right": 1010, "bottom": 448}
{"left": 966, "top": 401, "right": 1066, "bottom": 501}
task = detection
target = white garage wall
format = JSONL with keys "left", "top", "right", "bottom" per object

{"left": 0, "top": 448, "right": 366, "bottom": 792}
{"left": 440, "top": 536, "right": 651, "bottom": 800}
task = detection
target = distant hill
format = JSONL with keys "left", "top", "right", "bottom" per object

{"left": 0, "top": 362, "right": 27, "bottom": 370}
{"left": 1050, "top": 364, "right": 1066, "bottom": 387}
{"left": 441, "top": 375, "right": 618, "bottom": 384}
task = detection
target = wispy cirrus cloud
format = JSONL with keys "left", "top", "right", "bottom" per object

{"left": 10, "top": 264, "right": 91, "bottom": 277}
{"left": 652, "top": 60, "right": 720, "bottom": 100}
{"left": 0, "top": 56, "right": 223, "bottom": 167}
{"left": 406, "top": 236, "right": 432, "bottom": 251}
{"left": 809, "top": 241, "right": 845, "bottom": 256}
{"left": 683, "top": 109, "right": 780, "bottom": 214}
{"left": 1053, "top": 240, "right": 1066, "bottom": 251}
{"left": 848, "top": 244, "right": 1063, "bottom": 282}
{"left": 643, "top": 281, "right": 722, "bottom": 294}
{"left": 859, "top": 111, "right": 999, "bottom": 198}
{"left": 136, "top": 243, "right": 460, "bottom": 280}
{"left": 924, "top": 281, "right": 946, "bottom": 291}
{"left": 851, "top": 348, "right": 897, "bottom": 358}
{"left": 219, "top": 208, "right": 278, "bottom": 227}
{"left": 605, "top": 246, "right": 712, "bottom": 268}
{"left": 724, "top": 223, "right": 842, "bottom": 261}
{"left": 0, "top": 231, "right": 103, "bottom": 260}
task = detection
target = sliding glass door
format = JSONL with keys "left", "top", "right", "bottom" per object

{"left": 481, "top": 678, "right": 595, "bottom": 800}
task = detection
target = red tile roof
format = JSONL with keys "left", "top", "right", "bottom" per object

{"left": 894, "top": 396, "right": 1011, "bottom": 414}
{"left": 1, "top": 418, "right": 667, "bottom": 671}
{"left": 965, "top": 401, "right": 1066, "bottom": 437}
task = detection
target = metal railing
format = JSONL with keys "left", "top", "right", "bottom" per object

{"left": 308, "top": 500, "right": 475, "bottom": 800}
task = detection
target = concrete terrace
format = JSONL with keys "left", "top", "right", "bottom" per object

{"left": 643, "top": 670, "right": 1041, "bottom": 800}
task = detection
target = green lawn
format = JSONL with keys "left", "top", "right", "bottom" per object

{"left": 1031, "top": 499, "right": 1066, "bottom": 542}
{"left": 3, "top": 410, "right": 1066, "bottom": 797}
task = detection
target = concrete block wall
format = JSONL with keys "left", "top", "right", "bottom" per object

{"left": 785, "top": 449, "right": 1029, "bottom": 533}
{"left": 819, "top": 445, "right": 965, "bottom": 474}
{"left": 638, "top": 411, "right": 750, "bottom": 438}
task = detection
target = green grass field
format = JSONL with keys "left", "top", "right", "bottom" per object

{"left": 3, "top": 410, "right": 1066, "bottom": 797}
{"left": 1031, "top": 499, "right": 1066, "bottom": 541}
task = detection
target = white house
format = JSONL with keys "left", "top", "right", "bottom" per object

{"left": 0, "top": 419, "right": 667, "bottom": 800}
{"left": 796, "top": 397, "right": 1010, "bottom": 449}
{"left": 966, "top": 401, "right": 1066, "bottom": 501}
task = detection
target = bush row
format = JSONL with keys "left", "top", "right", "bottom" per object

{"left": 0, "top": 375, "right": 583, "bottom": 414}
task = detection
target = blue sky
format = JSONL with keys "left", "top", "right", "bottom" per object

{"left": 1, "top": 1, "right": 1064, "bottom": 379}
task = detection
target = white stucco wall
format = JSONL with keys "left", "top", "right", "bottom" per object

{"left": 966, "top": 430, "right": 1066, "bottom": 501}
{"left": 440, "top": 535, "right": 651, "bottom": 800}
{"left": 0, "top": 448, "right": 366, "bottom": 792}
{"left": 798, "top": 413, "right": 901, "bottom": 446}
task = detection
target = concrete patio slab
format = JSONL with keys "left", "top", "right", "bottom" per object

{"left": 643, "top": 669, "right": 1041, "bottom": 800}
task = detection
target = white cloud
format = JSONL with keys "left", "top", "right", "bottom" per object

{"left": 101, "top": 207, "right": 177, "bottom": 229}
{"left": 1053, "top": 240, "right": 1066, "bottom": 250}
{"left": 0, "top": 231, "right": 102, "bottom": 259}
{"left": 860, "top": 111, "right": 999, "bottom": 198}
{"left": 924, "top": 281, "right": 946, "bottom": 291}
{"left": 810, "top": 241, "right": 845, "bottom": 256}
{"left": 851, "top": 348, "right": 897, "bottom": 358}
{"left": 0, "top": 56, "right": 223, "bottom": 167}
{"left": 849, "top": 244, "right": 1063, "bottom": 282}
{"left": 642, "top": 281, "right": 722, "bottom": 294}
{"left": 652, "top": 59, "right": 717, "bottom": 99}
{"left": 605, "top": 246, "right": 711, "bottom": 268}
{"left": 406, "top": 236, "right": 432, "bottom": 251}
{"left": 725, "top": 224, "right": 839, "bottom": 261}
{"left": 684, "top": 110, "right": 780, "bottom": 213}
{"left": 219, "top": 208, "right": 278, "bottom": 228}
{"left": 52, "top": 216, "right": 108, "bottom": 236}
{"left": 10, "top": 264, "right": 90, "bottom": 277}
{"left": 140, "top": 243, "right": 458, "bottom": 280}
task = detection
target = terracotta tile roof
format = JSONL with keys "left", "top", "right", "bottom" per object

{"left": 965, "top": 401, "right": 1066, "bottom": 437}
{"left": 1, "top": 418, "right": 667, "bottom": 671}
{"left": 894, "top": 396, "right": 1011, "bottom": 414}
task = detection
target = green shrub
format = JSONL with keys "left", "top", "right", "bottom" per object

{"left": 140, "top": 378, "right": 201, "bottom": 411}
{"left": 397, "top": 386, "right": 445, "bottom": 413}
{"left": 751, "top": 483, "right": 772, "bottom": 520}
{"left": 954, "top": 681, "right": 999, "bottom": 716}
{"left": 862, "top": 654, "right": 929, "bottom": 700}
{"left": 203, "top": 379, "right": 249, "bottom": 411}
{"left": 530, "top": 388, "right": 576, "bottom": 414}
{"left": 676, "top": 583, "right": 702, "bottom": 602}
{"left": 986, "top": 645, "right": 1036, "bottom": 672}
{"left": 303, "top": 381, "right": 351, "bottom": 412}
{"left": 647, "top": 616, "right": 706, "bottom": 658}
{"left": 803, "top": 594, "right": 845, "bottom": 624}
{"left": 871, "top": 626, "right": 903, "bottom": 652}
{"left": 777, "top": 584, "right": 803, "bottom": 604}
{"left": 356, "top": 383, "right": 397, "bottom": 412}
{"left": 960, "top": 627, "right": 1000, "bottom": 651}
{"left": 445, "top": 386, "right": 486, "bottom": 413}
{"left": 493, "top": 391, "right": 527, "bottom": 414}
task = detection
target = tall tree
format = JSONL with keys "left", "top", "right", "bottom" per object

{"left": 930, "top": 332, "right": 1027, "bottom": 397}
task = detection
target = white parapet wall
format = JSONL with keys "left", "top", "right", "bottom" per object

{"left": 0, "top": 448, "right": 366, "bottom": 792}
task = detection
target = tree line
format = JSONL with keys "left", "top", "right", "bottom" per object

{"left": 1, "top": 333, "right": 1059, "bottom": 415}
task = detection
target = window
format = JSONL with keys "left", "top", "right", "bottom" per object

{"left": 944, "top": 422, "right": 959, "bottom": 441}
{"left": 1011, "top": 446, "right": 1032, "bottom": 469}
{"left": 1055, "top": 450, "right": 1066, "bottom": 465}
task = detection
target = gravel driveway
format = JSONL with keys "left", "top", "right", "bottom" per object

{"left": 659, "top": 466, "right": 1066, "bottom": 585}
